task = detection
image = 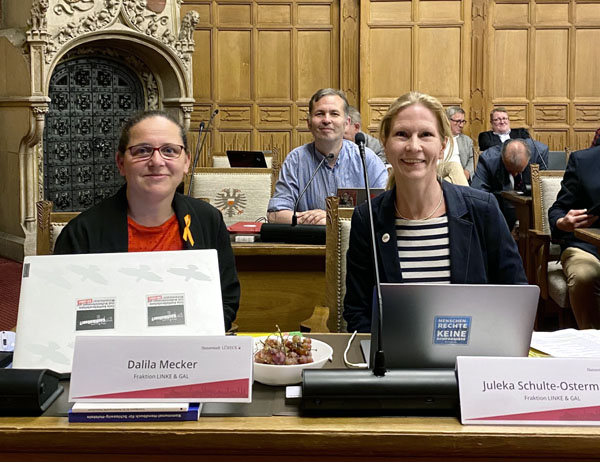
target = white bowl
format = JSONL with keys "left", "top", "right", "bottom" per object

{"left": 253, "top": 336, "right": 333, "bottom": 386}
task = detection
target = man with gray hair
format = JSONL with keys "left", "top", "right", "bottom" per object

{"left": 445, "top": 106, "right": 474, "bottom": 180}
{"left": 343, "top": 105, "right": 386, "bottom": 163}
{"left": 472, "top": 138, "right": 548, "bottom": 229}
{"left": 268, "top": 88, "right": 388, "bottom": 225}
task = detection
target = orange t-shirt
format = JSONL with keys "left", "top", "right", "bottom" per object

{"left": 127, "top": 214, "right": 185, "bottom": 252}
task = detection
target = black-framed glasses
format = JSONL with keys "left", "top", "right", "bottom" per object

{"left": 450, "top": 119, "right": 467, "bottom": 126}
{"left": 126, "top": 143, "right": 185, "bottom": 160}
{"left": 492, "top": 117, "right": 509, "bottom": 123}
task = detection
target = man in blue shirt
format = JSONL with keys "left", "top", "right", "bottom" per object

{"left": 267, "top": 88, "right": 388, "bottom": 225}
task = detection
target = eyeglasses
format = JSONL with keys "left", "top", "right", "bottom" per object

{"left": 492, "top": 117, "right": 509, "bottom": 123}
{"left": 450, "top": 119, "right": 467, "bottom": 125}
{"left": 126, "top": 144, "right": 185, "bottom": 161}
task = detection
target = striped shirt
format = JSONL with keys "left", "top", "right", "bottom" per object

{"left": 396, "top": 216, "right": 451, "bottom": 283}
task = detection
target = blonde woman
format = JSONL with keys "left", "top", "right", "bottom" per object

{"left": 343, "top": 92, "right": 526, "bottom": 333}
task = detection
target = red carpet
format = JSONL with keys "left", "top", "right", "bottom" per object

{"left": 0, "top": 257, "right": 22, "bottom": 330}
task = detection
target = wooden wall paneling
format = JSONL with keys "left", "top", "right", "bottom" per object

{"left": 340, "top": 0, "right": 360, "bottom": 106}
{"left": 183, "top": 0, "right": 339, "bottom": 156}
{"left": 470, "top": 0, "right": 487, "bottom": 138}
{"left": 485, "top": 0, "right": 600, "bottom": 151}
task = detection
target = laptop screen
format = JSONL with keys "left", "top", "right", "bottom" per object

{"left": 368, "top": 283, "right": 539, "bottom": 368}
{"left": 13, "top": 250, "right": 226, "bottom": 373}
{"left": 226, "top": 150, "right": 269, "bottom": 168}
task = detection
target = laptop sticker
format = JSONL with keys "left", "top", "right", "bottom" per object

{"left": 433, "top": 316, "right": 471, "bottom": 345}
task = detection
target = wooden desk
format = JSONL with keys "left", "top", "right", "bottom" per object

{"left": 501, "top": 191, "right": 534, "bottom": 281}
{"left": 2, "top": 411, "right": 600, "bottom": 461}
{"left": 575, "top": 228, "right": 600, "bottom": 251}
{"left": 3, "top": 334, "right": 600, "bottom": 461}
{"left": 231, "top": 243, "right": 326, "bottom": 332}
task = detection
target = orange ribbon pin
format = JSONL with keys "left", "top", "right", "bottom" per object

{"left": 183, "top": 214, "right": 195, "bottom": 246}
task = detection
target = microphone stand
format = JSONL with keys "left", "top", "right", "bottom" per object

{"left": 188, "top": 109, "right": 219, "bottom": 196}
{"left": 355, "top": 135, "right": 386, "bottom": 377}
{"left": 187, "top": 121, "right": 204, "bottom": 196}
{"left": 292, "top": 153, "right": 334, "bottom": 226}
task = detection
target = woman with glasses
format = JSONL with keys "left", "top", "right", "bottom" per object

{"left": 343, "top": 92, "right": 526, "bottom": 333}
{"left": 54, "top": 110, "right": 240, "bottom": 330}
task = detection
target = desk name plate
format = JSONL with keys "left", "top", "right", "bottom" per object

{"left": 457, "top": 356, "right": 600, "bottom": 425}
{"left": 70, "top": 335, "right": 253, "bottom": 403}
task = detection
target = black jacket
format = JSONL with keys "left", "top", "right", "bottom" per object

{"left": 548, "top": 146, "right": 600, "bottom": 259}
{"left": 343, "top": 182, "right": 527, "bottom": 333}
{"left": 54, "top": 186, "right": 240, "bottom": 330}
{"left": 478, "top": 127, "right": 530, "bottom": 152}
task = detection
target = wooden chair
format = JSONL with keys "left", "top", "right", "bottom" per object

{"left": 528, "top": 165, "right": 575, "bottom": 328}
{"left": 185, "top": 167, "right": 279, "bottom": 227}
{"left": 323, "top": 196, "right": 355, "bottom": 332}
{"left": 36, "top": 200, "right": 78, "bottom": 255}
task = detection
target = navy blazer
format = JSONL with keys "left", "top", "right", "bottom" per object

{"left": 343, "top": 181, "right": 527, "bottom": 333}
{"left": 478, "top": 127, "right": 530, "bottom": 152}
{"left": 548, "top": 146, "right": 600, "bottom": 259}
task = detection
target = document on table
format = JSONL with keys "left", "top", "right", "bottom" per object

{"left": 530, "top": 329, "right": 600, "bottom": 357}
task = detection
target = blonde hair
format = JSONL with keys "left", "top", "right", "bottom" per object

{"left": 378, "top": 92, "right": 452, "bottom": 189}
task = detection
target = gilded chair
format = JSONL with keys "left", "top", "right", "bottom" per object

{"left": 529, "top": 164, "right": 574, "bottom": 328}
{"left": 36, "top": 200, "right": 78, "bottom": 255}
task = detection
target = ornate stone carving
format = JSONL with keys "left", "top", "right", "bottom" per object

{"left": 27, "top": 0, "right": 50, "bottom": 34}
{"left": 45, "top": 0, "right": 121, "bottom": 63}
{"left": 54, "top": 0, "right": 95, "bottom": 16}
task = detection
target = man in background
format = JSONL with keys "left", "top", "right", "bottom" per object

{"left": 267, "top": 89, "right": 387, "bottom": 225}
{"left": 343, "top": 105, "right": 386, "bottom": 163}
{"left": 478, "top": 107, "right": 530, "bottom": 152}
{"left": 445, "top": 106, "right": 475, "bottom": 181}
{"left": 549, "top": 144, "right": 600, "bottom": 328}
{"left": 472, "top": 138, "right": 548, "bottom": 229}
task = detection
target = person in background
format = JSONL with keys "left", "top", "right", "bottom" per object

{"left": 445, "top": 106, "right": 475, "bottom": 181}
{"left": 478, "top": 107, "right": 530, "bottom": 152}
{"left": 471, "top": 138, "right": 549, "bottom": 230}
{"left": 343, "top": 92, "right": 526, "bottom": 333}
{"left": 267, "top": 88, "right": 388, "bottom": 225}
{"left": 344, "top": 105, "right": 387, "bottom": 163}
{"left": 54, "top": 110, "right": 240, "bottom": 331}
{"left": 549, "top": 144, "right": 600, "bottom": 328}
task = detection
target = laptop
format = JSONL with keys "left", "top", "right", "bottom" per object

{"left": 364, "top": 283, "right": 539, "bottom": 368}
{"left": 13, "top": 250, "right": 226, "bottom": 374}
{"left": 337, "top": 188, "right": 385, "bottom": 207}
{"left": 226, "top": 150, "right": 269, "bottom": 168}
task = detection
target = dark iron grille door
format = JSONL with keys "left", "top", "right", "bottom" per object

{"left": 44, "top": 57, "right": 144, "bottom": 211}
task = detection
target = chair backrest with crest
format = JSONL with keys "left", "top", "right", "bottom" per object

{"left": 325, "top": 196, "right": 355, "bottom": 332}
{"left": 36, "top": 201, "right": 79, "bottom": 255}
{"left": 186, "top": 167, "right": 278, "bottom": 227}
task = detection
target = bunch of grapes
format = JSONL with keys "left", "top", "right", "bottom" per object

{"left": 254, "top": 334, "right": 314, "bottom": 365}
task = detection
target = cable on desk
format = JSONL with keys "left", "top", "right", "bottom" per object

{"left": 343, "top": 330, "right": 368, "bottom": 369}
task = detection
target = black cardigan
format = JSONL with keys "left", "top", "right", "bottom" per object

{"left": 54, "top": 186, "right": 240, "bottom": 330}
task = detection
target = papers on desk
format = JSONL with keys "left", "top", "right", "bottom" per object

{"left": 531, "top": 329, "right": 600, "bottom": 357}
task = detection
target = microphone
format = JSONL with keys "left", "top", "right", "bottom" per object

{"left": 187, "top": 121, "right": 205, "bottom": 196}
{"left": 260, "top": 150, "right": 333, "bottom": 244}
{"left": 354, "top": 132, "right": 385, "bottom": 376}
{"left": 299, "top": 133, "right": 459, "bottom": 416}
{"left": 291, "top": 153, "right": 334, "bottom": 226}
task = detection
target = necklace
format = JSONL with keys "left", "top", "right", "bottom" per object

{"left": 394, "top": 190, "right": 444, "bottom": 220}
